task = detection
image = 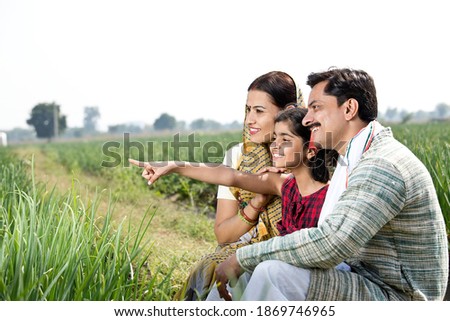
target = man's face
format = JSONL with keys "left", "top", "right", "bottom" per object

{"left": 302, "top": 81, "right": 348, "bottom": 154}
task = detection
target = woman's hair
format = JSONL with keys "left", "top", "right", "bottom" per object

{"left": 248, "top": 71, "right": 297, "bottom": 109}
{"left": 274, "top": 108, "right": 335, "bottom": 183}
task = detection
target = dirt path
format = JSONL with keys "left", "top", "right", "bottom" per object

{"left": 13, "top": 146, "right": 216, "bottom": 285}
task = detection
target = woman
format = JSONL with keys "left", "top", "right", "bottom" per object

{"left": 182, "top": 71, "right": 302, "bottom": 300}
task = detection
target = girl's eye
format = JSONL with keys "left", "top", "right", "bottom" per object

{"left": 255, "top": 108, "right": 264, "bottom": 113}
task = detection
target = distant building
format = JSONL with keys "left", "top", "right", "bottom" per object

{"left": 0, "top": 132, "right": 7, "bottom": 147}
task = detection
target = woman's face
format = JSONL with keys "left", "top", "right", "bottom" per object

{"left": 245, "top": 90, "right": 281, "bottom": 144}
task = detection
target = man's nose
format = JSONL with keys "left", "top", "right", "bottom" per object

{"left": 302, "top": 109, "right": 313, "bottom": 127}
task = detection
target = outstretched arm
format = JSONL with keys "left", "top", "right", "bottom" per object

{"left": 128, "top": 159, "right": 285, "bottom": 196}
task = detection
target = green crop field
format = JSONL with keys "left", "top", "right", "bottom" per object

{"left": 0, "top": 123, "right": 448, "bottom": 300}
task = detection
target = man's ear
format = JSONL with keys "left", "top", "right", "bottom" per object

{"left": 344, "top": 98, "right": 359, "bottom": 121}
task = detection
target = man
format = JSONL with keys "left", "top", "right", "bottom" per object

{"left": 209, "top": 68, "right": 448, "bottom": 300}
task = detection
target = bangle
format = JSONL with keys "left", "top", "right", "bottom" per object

{"left": 248, "top": 199, "right": 266, "bottom": 212}
{"left": 238, "top": 208, "right": 258, "bottom": 226}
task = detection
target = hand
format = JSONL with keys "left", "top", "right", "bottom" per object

{"left": 251, "top": 193, "right": 271, "bottom": 209}
{"left": 215, "top": 253, "right": 244, "bottom": 301}
{"left": 257, "top": 166, "right": 287, "bottom": 174}
{"left": 128, "top": 159, "right": 175, "bottom": 185}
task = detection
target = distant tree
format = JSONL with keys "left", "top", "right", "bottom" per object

{"left": 153, "top": 113, "right": 176, "bottom": 131}
{"left": 384, "top": 107, "right": 398, "bottom": 121}
{"left": 435, "top": 103, "right": 450, "bottom": 119}
{"left": 62, "top": 127, "right": 83, "bottom": 139}
{"left": 399, "top": 110, "right": 413, "bottom": 124}
{"left": 224, "top": 120, "right": 242, "bottom": 130}
{"left": 5, "top": 127, "right": 36, "bottom": 143}
{"left": 175, "top": 120, "right": 186, "bottom": 131}
{"left": 6, "top": 128, "right": 36, "bottom": 142}
{"left": 412, "top": 110, "right": 431, "bottom": 122}
{"left": 190, "top": 118, "right": 222, "bottom": 131}
{"left": 204, "top": 119, "right": 222, "bottom": 130}
{"left": 83, "top": 106, "right": 100, "bottom": 133}
{"left": 26, "top": 102, "right": 66, "bottom": 141}
{"left": 190, "top": 118, "right": 206, "bottom": 130}
{"left": 108, "top": 123, "right": 143, "bottom": 134}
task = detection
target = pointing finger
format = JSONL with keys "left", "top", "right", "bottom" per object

{"left": 129, "top": 158, "right": 145, "bottom": 167}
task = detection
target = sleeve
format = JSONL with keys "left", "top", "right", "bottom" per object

{"left": 217, "top": 143, "right": 243, "bottom": 200}
{"left": 236, "top": 156, "right": 406, "bottom": 272}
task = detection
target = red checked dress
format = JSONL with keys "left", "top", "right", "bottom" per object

{"left": 277, "top": 174, "right": 328, "bottom": 236}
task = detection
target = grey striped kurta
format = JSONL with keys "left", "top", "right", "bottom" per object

{"left": 236, "top": 128, "right": 448, "bottom": 300}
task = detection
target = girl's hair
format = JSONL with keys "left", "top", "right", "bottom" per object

{"left": 274, "top": 108, "right": 336, "bottom": 183}
{"left": 248, "top": 71, "right": 297, "bottom": 109}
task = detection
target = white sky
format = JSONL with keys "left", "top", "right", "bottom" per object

{"left": 0, "top": 0, "right": 449, "bottom": 131}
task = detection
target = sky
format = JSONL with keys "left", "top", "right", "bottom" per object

{"left": 0, "top": 0, "right": 449, "bottom": 131}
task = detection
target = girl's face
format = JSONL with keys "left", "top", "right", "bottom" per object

{"left": 270, "top": 120, "right": 308, "bottom": 169}
{"left": 245, "top": 90, "right": 281, "bottom": 144}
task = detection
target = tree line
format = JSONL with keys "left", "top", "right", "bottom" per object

{"left": 8, "top": 103, "right": 242, "bottom": 143}
{"left": 379, "top": 103, "right": 450, "bottom": 124}
{"left": 2, "top": 101, "right": 449, "bottom": 144}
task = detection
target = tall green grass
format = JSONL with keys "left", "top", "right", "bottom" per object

{"left": 391, "top": 123, "right": 450, "bottom": 237}
{"left": 0, "top": 149, "right": 174, "bottom": 300}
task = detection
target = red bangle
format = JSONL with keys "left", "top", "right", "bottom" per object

{"left": 239, "top": 207, "right": 258, "bottom": 225}
{"left": 248, "top": 199, "right": 265, "bottom": 212}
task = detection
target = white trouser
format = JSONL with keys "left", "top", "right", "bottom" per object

{"left": 206, "top": 260, "right": 311, "bottom": 301}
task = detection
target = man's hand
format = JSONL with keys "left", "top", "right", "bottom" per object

{"left": 215, "top": 253, "right": 244, "bottom": 301}
{"left": 257, "top": 166, "right": 287, "bottom": 174}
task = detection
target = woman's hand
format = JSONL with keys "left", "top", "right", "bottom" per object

{"left": 128, "top": 159, "right": 177, "bottom": 185}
